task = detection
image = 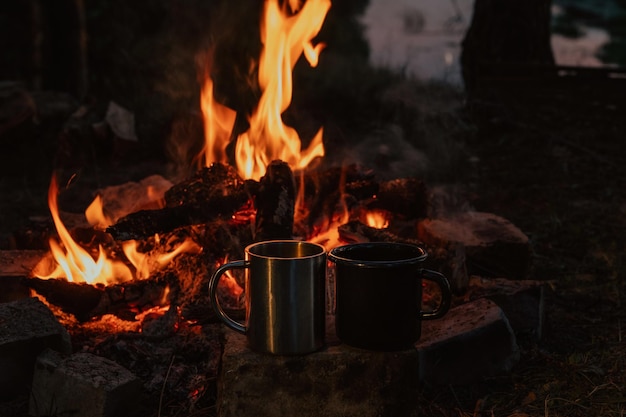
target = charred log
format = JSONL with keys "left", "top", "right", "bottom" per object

{"left": 106, "top": 163, "right": 253, "bottom": 240}
{"left": 195, "top": 218, "right": 253, "bottom": 259}
{"left": 26, "top": 274, "right": 177, "bottom": 322}
{"left": 106, "top": 162, "right": 427, "bottom": 244}
{"left": 337, "top": 220, "right": 423, "bottom": 246}
{"left": 106, "top": 205, "right": 221, "bottom": 241}
{"left": 367, "top": 178, "right": 428, "bottom": 219}
{"left": 26, "top": 277, "right": 103, "bottom": 321}
{"left": 301, "top": 167, "right": 426, "bottom": 226}
{"left": 254, "top": 160, "right": 295, "bottom": 241}
{"left": 164, "top": 162, "right": 247, "bottom": 207}
{"left": 300, "top": 165, "right": 376, "bottom": 227}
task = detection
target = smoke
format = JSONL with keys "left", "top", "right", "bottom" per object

{"left": 334, "top": 125, "right": 431, "bottom": 180}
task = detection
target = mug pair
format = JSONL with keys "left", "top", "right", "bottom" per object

{"left": 209, "top": 240, "right": 451, "bottom": 355}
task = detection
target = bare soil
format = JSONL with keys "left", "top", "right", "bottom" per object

{"left": 421, "top": 76, "right": 626, "bottom": 416}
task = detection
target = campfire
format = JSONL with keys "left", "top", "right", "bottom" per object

{"left": 26, "top": 0, "right": 440, "bottom": 324}
{"left": 0, "top": 1, "right": 545, "bottom": 416}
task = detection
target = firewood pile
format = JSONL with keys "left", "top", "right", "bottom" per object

{"left": 11, "top": 157, "right": 436, "bottom": 321}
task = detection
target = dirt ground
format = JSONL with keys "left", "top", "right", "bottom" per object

{"left": 423, "top": 74, "right": 626, "bottom": 416}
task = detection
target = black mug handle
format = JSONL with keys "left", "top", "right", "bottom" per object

{"left": 419, "top": 268, "right": 452, "bottom": 320}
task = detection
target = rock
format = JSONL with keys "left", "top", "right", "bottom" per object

{"left": 0, "top": 250, "right": 48, "bottom": 276}
{"left": 218, "top": 319, "right": 421, "bottom": 417}
{"left": 0, "top": 297, "right": 71, "bottom": 400}
{"left": 217, "top": 298, "right": 523, "bottom": 415}
{"left": 415, "top": 297, "right": 519, "bottom": 385}
{"left": 29, "top": 349, "right": 142, "bottom": 417}
{"left": 417, "top": 211, "right": 531, "bottom": 280}
{"left": 466, "top": 276, "right": 547, "bottom": 342}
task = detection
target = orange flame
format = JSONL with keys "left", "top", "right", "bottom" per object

{"left": 35, "top": 176, "right": 133, "bottom": 284}
{"left": 85, "top": 194, "right": 113, "bottom": 230}
{"left": 309, "top": 167, "right": 349, "bottom": 250}
{"left": 365, "top": 210, "right": 390, "bottom": 229}
{"left": 35, "top": 176, "right": 202, "bottom": 285}
{"left": 199, "top": 76, "right": 236, "bottom": 168}
{"left": 122, "top": 238, "right": 201, "bottom": 280}
{"left": 309, "top": 201, "right": 349, "bottom": 251}
{"left": 217, "top": 256, "right": 244, "bottom": 298}
{"left": 199, "top": 0, "right": 330, "bottom": 180}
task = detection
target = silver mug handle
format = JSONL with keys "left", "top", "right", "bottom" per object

{"left": 209, "top": 260, "right": 249, "bottom": 334}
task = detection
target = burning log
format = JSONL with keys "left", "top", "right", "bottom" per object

{"left": 338, "top": 220, "right": 422, "bottom": 246}
{"left": 300, "top": 165, "right": 377, "bottom": 228}
{"left": 303, "top": 169, "right": 428, "bottom": 229}
{"left": 105, "top": 159, "right": 429, "bottom": 245}
{"left": 26, "top": 275, "right": 175, "bottom": 322}
{"left": 106, "top": 163, "right": 253, "bottom": 240}
{"left": 254, "top": 160, "right": 295, "bottom": 240}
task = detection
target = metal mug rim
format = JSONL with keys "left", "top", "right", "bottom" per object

{"left": 245, "top": 239, "right": 326, "bottom": 260}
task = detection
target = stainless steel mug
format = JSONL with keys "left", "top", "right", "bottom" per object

{"left": 209, "top": 240, "right": 327, "bottom": 355}
{"left": 328, "top": 242, "right": 452, "bottom": 351}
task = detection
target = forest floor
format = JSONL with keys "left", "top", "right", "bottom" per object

{"left": 419, "top": 72, "right": 626, "bottom": 416}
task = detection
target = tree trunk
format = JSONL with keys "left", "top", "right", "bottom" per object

{"left": 461, "top": 0, "right": 555, "bottom": 96}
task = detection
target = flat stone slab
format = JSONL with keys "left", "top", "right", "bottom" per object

{"left": 418, "top": 212, "right": 531, "bottom": 280}
{"left": 218, "top": 299, "right": 521, "bottom": 416}
{"left": 415, "top": 297, "right": 519, "bottom": 385}
{"left": 29, "top": 349, "right": 142, "bottom": 417}
{"left": 466, "top": 276, "right": 547, "bottom": 341}
{"left": 218, "top": 319, "right": 421, "bottom": 417}
{"left": 0, "top": 297, "right": 71, "bottom": 399}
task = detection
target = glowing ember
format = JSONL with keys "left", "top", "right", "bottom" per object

{"left": 216, "top": 257, "right": 244, "bottom": 298}
{"left": 199, "top": 0, "right": 330, "bottom": 180}
{"left": 309, "top": 206, "right": 349, "bottom": 251}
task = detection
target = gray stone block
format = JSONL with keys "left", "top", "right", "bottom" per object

{"left": 418, "top": 212, "right": 531, "bottom": 280}
{"left": 415, "top": 298, "right": 520, "bottom": 385}
{"left": 29, "top": 349, "right": 142, "bottom": 417}
{"left": 0, "top": 297, "right": 71, "bottom": 399}
{"left": 467, "top": 276, "right": 546, "bottom": 341}
{"left": 218, "top": 298, "right": 522, "bottom": 415}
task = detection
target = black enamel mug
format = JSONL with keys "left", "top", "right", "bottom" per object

{"left": 328, "top": 242, "right": 452, "bottom": 351}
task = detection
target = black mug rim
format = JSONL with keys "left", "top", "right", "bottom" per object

{"left": 328, "top": 242, "right": 427, "bottom": 267}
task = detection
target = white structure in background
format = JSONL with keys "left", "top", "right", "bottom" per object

{"left": 360, "top": 0, "right": 473, "bottom": 86}
{"left": 360, "top": 0, "right": 611, "bottom": 86}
